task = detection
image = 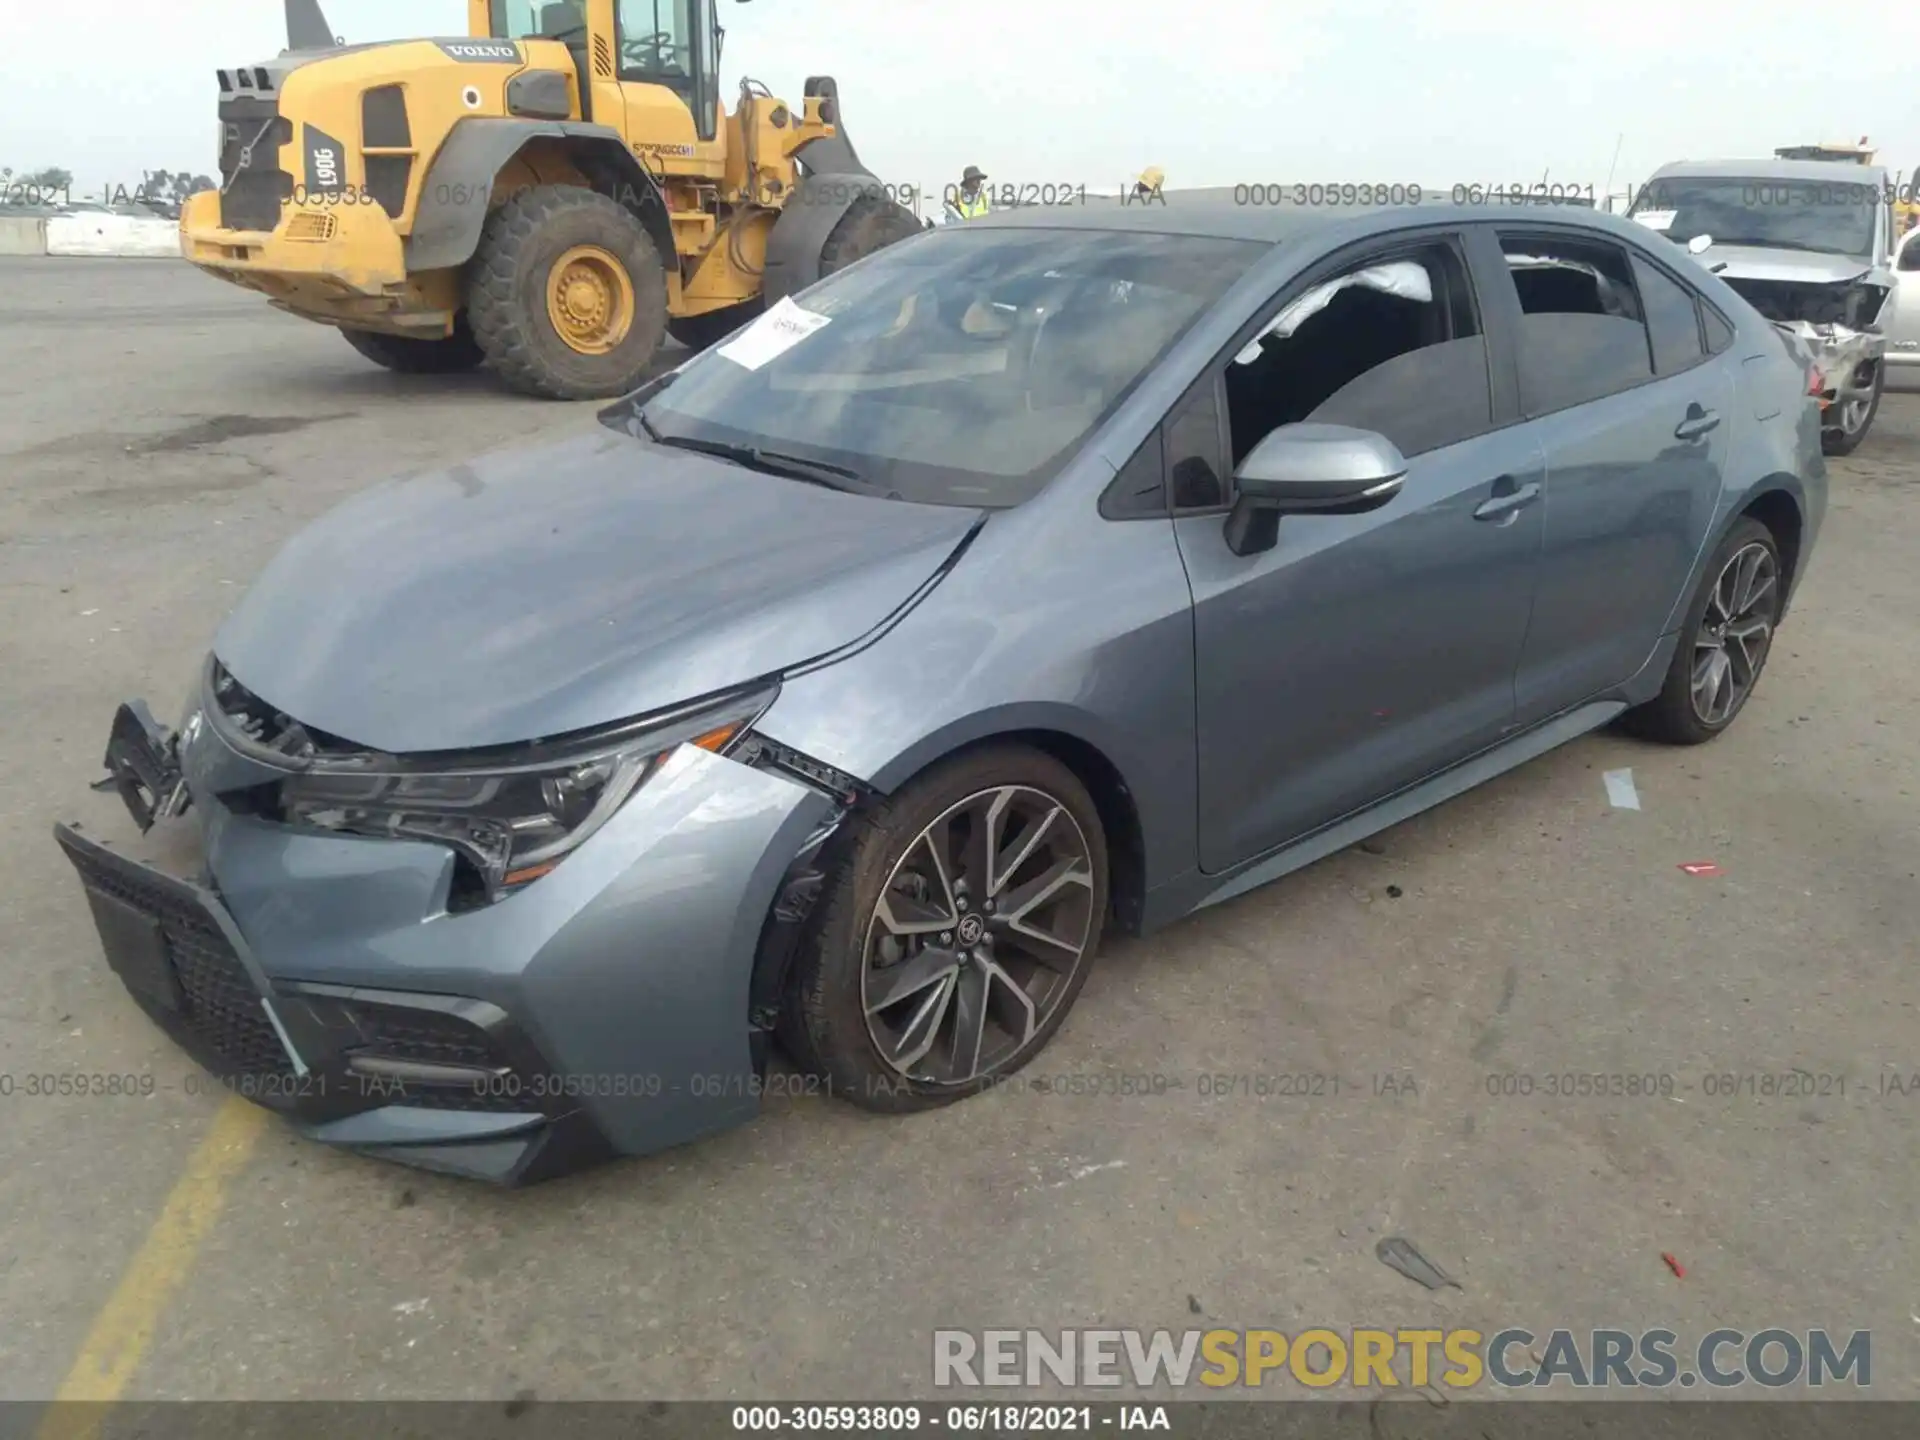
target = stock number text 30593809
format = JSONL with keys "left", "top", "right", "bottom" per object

{"left": 1236, "top": 183, "right": 1425, "bottom": 207}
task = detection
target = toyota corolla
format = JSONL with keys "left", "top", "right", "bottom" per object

{"left": 57, "top": 196, "right": 1825, "bottom": 1184}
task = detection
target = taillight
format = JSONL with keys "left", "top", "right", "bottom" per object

{"left": 1808, "top": 365, "right": 1829, "bottom": 407}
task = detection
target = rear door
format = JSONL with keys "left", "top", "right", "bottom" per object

{"left": 1470, "top": 227, "right": 1732, "bottom": 724}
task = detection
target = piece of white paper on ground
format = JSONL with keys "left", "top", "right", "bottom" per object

{"left": 716, "top": 295, "right": 832, "bottom": 371}
{"left": 1603, "top": 768, "right": 1641, "bottom": 810}
{"left": 1631, "top": 209, "right": 1677, "bottom": 231}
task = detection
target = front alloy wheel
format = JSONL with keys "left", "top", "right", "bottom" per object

{"left": 861, "top": 786, "right": 1097, "bottom": 1085}
{"left": 782, "top": 746, "right": 1110, "bottom": 1111}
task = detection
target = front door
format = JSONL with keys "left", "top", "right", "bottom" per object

{"left": 1174, "top": 234, "right": 1546, "bottom": 873}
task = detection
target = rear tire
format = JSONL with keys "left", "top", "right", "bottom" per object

{"left": 339, "top": 318, "right": 484, "bottom": 374}
{"left": 466, "top": 184, "right": 668, "bottom": 401}
{"left": 817, "top": 192, "right": 924, "bottom": 280}
{"left": 667, "top": 298, "right": 762, "bottom": 352}
{"left": 780, "top": 746, "right": 1109, "bottom": 1114}
{"left": 1619, "top": 517, "right": 1783, "bottom": 745}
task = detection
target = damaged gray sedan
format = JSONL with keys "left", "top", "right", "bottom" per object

{"left": 57, "top": 199, "right": 1826, "bottom": 1184}
{"left": 1630, "top": 157, "right": 1896, "bottom": 454}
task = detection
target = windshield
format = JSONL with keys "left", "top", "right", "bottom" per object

{"left": 623, "top": 227, "right": 1266, "bottom": 508}
{"left": 1628, "top": 176, "right": 1878, "bottom": 257}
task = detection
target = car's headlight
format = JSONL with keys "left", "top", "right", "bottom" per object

{"left": 277, "top": 685, "right": 775, "bottom": 906}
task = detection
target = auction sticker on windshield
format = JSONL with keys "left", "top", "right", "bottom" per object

{"left": 717, "top": 296, "right": 833, "bottom": 371}
{"left": 1632, "top": 209, "right": 1677, "bottom": 231}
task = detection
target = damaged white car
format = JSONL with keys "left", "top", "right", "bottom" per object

{"left": 1630, "top": 158, "right": 1895, "bottom": 455}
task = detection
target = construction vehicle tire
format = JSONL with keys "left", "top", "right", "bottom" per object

{"left": 817, "top": 192, "right": 923, "bottom": 280}
{"left": 667, "top": 299, "right": 763, "bottom": 353}
{"left": 467, "top": 184, "right": 669, "bottom": 401}
{"left": 339, "top": 317, "right": 485, "bottom": 374}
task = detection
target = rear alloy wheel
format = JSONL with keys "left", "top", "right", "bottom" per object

{"left": 1821, "top": 358, "right": 1882, "bottom": 456}
{"left": 1620, "top": 517, "right": 1782, "bottom": 744}
{"left": 782, "top": 748, "right": 1108, "bottom": 1111}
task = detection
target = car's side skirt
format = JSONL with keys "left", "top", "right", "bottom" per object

{"left": 1156, "top": 698, "right": 1628, "bottom": 924}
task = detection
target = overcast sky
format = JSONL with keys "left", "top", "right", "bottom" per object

{"left": 6, "top": 0, "right": 1918, "bottom": 199}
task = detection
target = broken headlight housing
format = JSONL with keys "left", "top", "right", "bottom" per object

{"left": 276, "top": 685, "right": 775, "bottom": 906}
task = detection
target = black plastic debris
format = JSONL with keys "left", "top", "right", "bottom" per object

{"left": 1376, "top": 1236, "right": 1462, "bottom": 1290}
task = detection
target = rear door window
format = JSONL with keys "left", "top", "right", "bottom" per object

{"left": 1631, "top": 253, "right": 1707, "bottom": 377}
{"left": 1495, "top": 232, "right": 1654, "bottom": 415}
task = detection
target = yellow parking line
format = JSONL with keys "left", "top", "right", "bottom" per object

{"left": 37, "top": 1098, "right": 268, "bottom": 1440}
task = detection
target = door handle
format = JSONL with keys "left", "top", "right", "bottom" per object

{"left": 1674, "top": 407, "right": 1721, "bottom": 441}
{"left": 1473, "top": 478, "right": 1541, "bottom": 522}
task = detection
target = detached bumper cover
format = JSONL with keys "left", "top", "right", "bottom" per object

{"left": 55, "top": 699, "right": 834, "bottom": 1184}
{"left": 1775, "top": 320, "right": 1887, "bottom": 422}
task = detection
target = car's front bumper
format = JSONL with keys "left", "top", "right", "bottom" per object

{"left": 54, "top": 695, "right": 836, "bottom": 1185}
{"left": 1776, "top": 320, "right": 1887, "bottom": 425}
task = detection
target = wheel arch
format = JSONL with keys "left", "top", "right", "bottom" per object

{"left": 406, "top": 118, "right": 676, "bottom": 274}
{"left": 1738, "top": 482, "right": 1807, "bottom": 618}
{"left": 861, "top": 709, "right": 1152, "bottom": 937}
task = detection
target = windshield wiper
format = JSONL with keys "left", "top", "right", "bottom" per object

{"left": 637, "top": 415, "right": 883, "bottom": 495}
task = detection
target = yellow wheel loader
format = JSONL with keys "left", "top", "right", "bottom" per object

{"left": 186, "top": 0, "right": 923, "bottom": 398}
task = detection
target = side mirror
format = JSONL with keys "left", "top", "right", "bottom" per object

{"left": 1686, "top": 233, "right": 1714, "bottom": 255}
{"left": 1224, "top": 423, "right": 1408, "bottom": 557}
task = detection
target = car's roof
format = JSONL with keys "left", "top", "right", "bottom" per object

{"left": 964, "top": 189, "right": 1668, "bottom": 249}
{"left": 1645, "top": 157, "right": 1889, "bottom": 184}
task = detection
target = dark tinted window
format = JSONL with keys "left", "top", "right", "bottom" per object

{"left": 1099, "top": 428, "right": 1166, "bottom": 519}
{"left": 1498, "top": 233, "right": 1652, "bottom": 414}
{"left": 1702, "top": 304, "right": 1734, "bottom": 353}
{"left": 634, "top": 227, "right": 1266, "bottom": 509}
{"left": 1632, "top": 254, "right": 1705, "bottom": 376}
{"left": 1223, "top": 240, "right": 1490, "bottom": 462}
{"left": 1308, "top": 336, "right": 1493, "bottom": 456}
{"left": 1167, "top": 377, "right": 1227, "bottom": 512}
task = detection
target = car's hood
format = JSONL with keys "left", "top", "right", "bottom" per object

{"left": 1701, "top": 245, "right": 1874, "bottom": 285}
{"left": 213, "top": 430, "right": 983, "bottom": 754}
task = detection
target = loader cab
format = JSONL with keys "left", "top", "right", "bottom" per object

{"left": 480, "top": 0, "right": 722, "bottom": 141}
{"left": 612, "top": 0, "right": 721, "bottom": 141}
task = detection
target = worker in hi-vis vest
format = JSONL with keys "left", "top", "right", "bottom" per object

{"left": 947, "top": 165, "right": 992, "bottom": 222}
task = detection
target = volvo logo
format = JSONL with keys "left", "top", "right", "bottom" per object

{"left": 956, "top": 914, "right": 986, "bottom": 947}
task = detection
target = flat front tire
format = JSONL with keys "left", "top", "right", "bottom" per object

{"left": 781, "top": 746, "right": 1110, "bottom": 1113}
